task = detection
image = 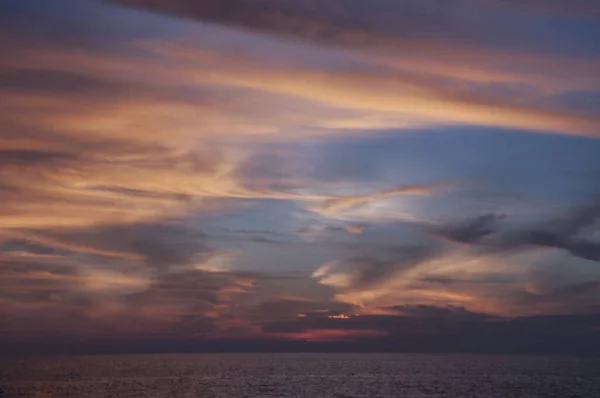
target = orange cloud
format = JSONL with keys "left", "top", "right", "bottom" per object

{"left": 268, "top": 328, "right": 386, "bottom": 342}
{"left": 310, "top": 185, "right": 447, "bottom": 216}
{"left": 110, "top": 0, "right": 600, "bottom": 136}
{"left": 313, "top": 247, "right": 562, "bottom": 317}
{"left": 2, "top": 0, "right": 600, "bottom": 345}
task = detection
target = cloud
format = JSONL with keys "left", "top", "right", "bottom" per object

{"left": 0, "top": 33, "right": 463, "bottom": 234}
{"left": 0, "top": 218, "right": 265, "bottom": 341}
{"left": 108, "top": 0, "right": 600, "bottom": 87}
{"left": 260, "top": 304, "right": 600, "bottom": 355}
{"left": 107, "top": 0, "right": 600, "bottom": 51}
{"left": 2, "top": 0, "right": 600, "bottom": 351}
{"left": 3, "top": 308, "right": 600, "bottom": 355}
{"left": 432, "top": 213, "right": 506, "bottom": 244}
{"left": 106, "top": 0, "right": 469, "bottom": 46}
{"left": 102, "top": 1, "right": 600, "bottom": 138}
{"left": 312, "top": 202, "right": 600, "bottom": 316}
{"left": 311, "top": 185, "right": 446, "bottom": 216}
{"left": 529, "top": 233, "right": 600, "bottom": 262}
{"left": 194, "top": 57, "right": 600, "bottom": 137}
{"left": 0, "top": 149, "right": 75, "bottom": 167}
{"left": 476, "top": 0, "right": 600, "bottom": 17}
{"left": 262, "top": 305, "right": 498, "bottom": 335}
{"left": 0, "top": 67, "right": 139, "bottom": 97}
{"left": 313, "top": 244, "right": 442, "bottom": 293}
{"left": 250, "top": 299, "right": 355, "bottom": 323}
{"left": 431, "top": 201, "right": 600, "bottom": 262}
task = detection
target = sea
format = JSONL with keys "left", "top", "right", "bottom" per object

{"left": 2, "top": 353, "right": 600, "bottom": 397}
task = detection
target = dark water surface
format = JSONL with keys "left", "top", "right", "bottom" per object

{"left": 2, "top": 353, "right": 600, "bottom": 397}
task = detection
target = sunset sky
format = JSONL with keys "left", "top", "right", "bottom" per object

{"left": 1, "top": 0, "right": 600, "bottom": 355}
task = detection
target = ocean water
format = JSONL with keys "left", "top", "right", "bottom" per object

{"left": 2, "top": 353, "right": 600, "bottom": 397}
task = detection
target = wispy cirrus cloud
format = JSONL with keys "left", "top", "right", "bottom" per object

{"left": 310, "top": 185, "right": 448, "bottom": 216}
{"left": 1, "top": 0, "right": 600, "bottom": 352}
{"left": 93, "top": 1, "right": 600, "bottom": 138}
{"left": 475, "top": 0, "right": 600, "bottom": 17}
{"left": 312, "top": 199, "right": 600, "bottom": 317}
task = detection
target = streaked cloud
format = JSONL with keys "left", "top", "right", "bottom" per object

{"left": 1, "top": 0, "right": 600, "bottom": 353}
{"left": 310, "top": 185, "right": 447, "bottom": 216}
{"left": 476, "top": 0, "right": 600, "bottom": 17}
{"left": 312, "top": 201, "right": 600, "bottom": 317}
{"left": 99, "top": 0, "right": 600, "bottom": 137}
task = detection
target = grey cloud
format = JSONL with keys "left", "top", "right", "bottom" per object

{"left": 262, "top": 305, "right": 499, "bottom": 335}
{"left": 251, "top": 299, "right": 355, "bottom": 322}
{"left": 387, "top": 304, "right": 497, "bottom": 322}
{"left": 107, "top": 0, "right": 600, "bottom": 57}
{"left": 0, "top": 67, "right": 131, "bottom": 97}
{"left": 183, "top": 309, "right": 594, "bottom": 356}
{"left": 562, "top": 240, "right": 600, "bottom": 262}
{"left": 432, "top": 213, "right": 505, "bottom": 244}
{"left": 315, "top": 244, "right": 441, "bottom": 291}
{"left": 0, "top": 149, "right": 75, "bottom": 168}
{"left": 529, "top": 232, "right": 600, "bottom": 262}
{"left": 85, "top": 186, "right": 192, "bottom": 202}
{"left": 0, "top": 63, "right": 217, "bottom": 110}
{"left": 4, "top": 310, "right": 600, "bottom": 355}
{"left": 129, "top": 224, "right": 209, "bottom": 269}
{"left": 352, "top": 246, "right": 437, "bottom": 289}
{"left": 431, "top": 202, "right": 600, "bottom": 262}
{"left": 261, "top": 304, "right": 600, "bottom": 355}
{"left": 550, "top": 201, "right": 600, "bottom": 237}
{"left": 107, "top": 0, "right": 459, "bottom": 47}
{"left": 518, "top": 280, "right": 600, "bottom": 313}
{"left": 0, "top": 239, "right": 71, "bottom": 257}
{"left": 0, "top": 218, "right": 263, "bottom": 341}
{"left": 33, "top": 220, "right": 210, "bottom": 270}
{"left": 126, "top": 269, "right": 230, "bottom": 308}
{"left": 261, "top": 305, "right": 499, "bottom": 335}
{"left": 414, "top": 272, "right": 600, "bottom": 315}
{"left": 477, "top": 0, "right": 600, "bottom": 17}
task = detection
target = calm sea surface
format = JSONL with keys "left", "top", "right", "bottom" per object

{"left": 2, "top": 353, "right": 600, "bottom": 397}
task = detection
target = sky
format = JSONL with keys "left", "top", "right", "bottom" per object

{"left": 1, "top": 0, "right": 600, "bottom": 356}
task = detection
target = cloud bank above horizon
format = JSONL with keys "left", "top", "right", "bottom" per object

{"left": 1, "top": 0, "right": 600, "bottom": 355}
